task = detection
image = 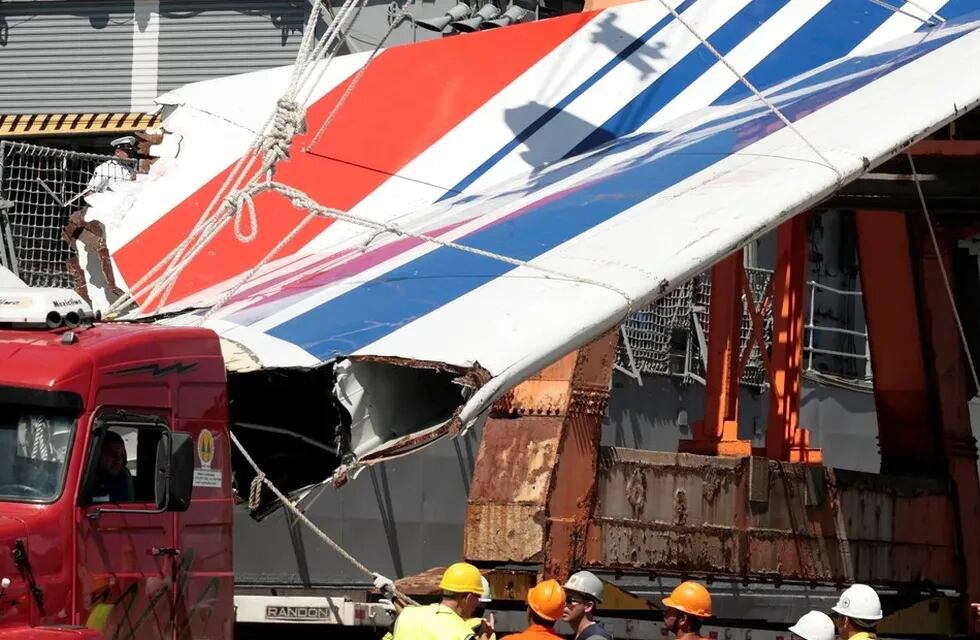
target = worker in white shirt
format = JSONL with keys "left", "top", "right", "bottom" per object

{"left": 85, "top": 136, "right": 136, "bottom": 197}
{"left": 64, "top": 136, "right": 137, "bottom": 301}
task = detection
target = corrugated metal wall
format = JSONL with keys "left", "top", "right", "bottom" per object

{"left": 0, "top": 0, "right": 456, "bottom": 116}
{"left": 157, "top": 1, "right": 311, "bottom": 93}
{"left": 0, "top": 1, "right": 136, "bottom": 114}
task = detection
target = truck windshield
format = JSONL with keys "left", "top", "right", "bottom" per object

{"left": 0, "top": 407, "right": 76, "bottom": 502}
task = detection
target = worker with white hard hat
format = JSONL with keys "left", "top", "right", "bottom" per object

{"left": 466, "top": 577, "right": 496, "bottom": 640}
{"left": 832, "top": 584, "right": 883, "bottom": 639}
{"left": 562, "top": 570, "right": 613, "bottom": 640}
{"left": 789, "top": 611, "right": 836, "bottom": 640}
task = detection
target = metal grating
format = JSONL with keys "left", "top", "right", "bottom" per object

{"left": 0, "top": 140, "right": 134, "bottom": 289}
{"left": 618, "top": 268, "right": 773, "bottom": 387}
{"left": 618, "top": 267, "right": 870, "bottom": 388}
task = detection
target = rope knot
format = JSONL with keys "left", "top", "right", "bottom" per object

{"left": 248, "top": 472, "right": 265, "bottom": 511}
{"left": 261, "top": 98, "right": 306, "bottom": 169}
{"left": 224, "top": 191, "right": 259, "bottom": 243}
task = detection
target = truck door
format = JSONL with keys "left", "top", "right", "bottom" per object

{"left": 76, "top": 411, "right": 178, "bottom": 640}
{"left": 172, "top": 384, "right": 233, "bottom": 640}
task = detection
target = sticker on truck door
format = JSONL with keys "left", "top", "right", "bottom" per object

{"left": 193, "top": 428, "right": 222, "bottom": 488}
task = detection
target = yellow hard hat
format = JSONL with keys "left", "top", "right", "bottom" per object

{"left": 662, "top": 581, "right": 712, "bottom": 618}
{"left": 439, "top": 562, "right": 484, "bottom": 595}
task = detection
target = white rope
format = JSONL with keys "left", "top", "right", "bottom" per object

{"left": 903, "top": 0, "right": 945, "bottom": 23}
{"left": 653, "top": 0, "right": 844, "bottom": 184}
{"left": 306, "top": 9, "right": 413, "bottom": 151}
{"left": 865, "top": 0, "right": 944, "bottom": 26}
{"left": 200, "top": 211, "right": 319, "bottom": 323}
{"left": 907, "top": 152, "right": 980, "bottom": 393}
{"left": 111, "top": 0, "right": 400, "bottom": 318}
{"left": 230, "top": 431, "right": 420, "bottom": 606}
{"left": 110, "top": 0, "right": 360, "bottom": 314}
{"left": 192, "top": 180, "right": 635, "bottom": 323}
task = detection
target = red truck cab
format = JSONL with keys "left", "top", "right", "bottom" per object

{"left": 0, "top": 288, "right": 233, "bottom": 639}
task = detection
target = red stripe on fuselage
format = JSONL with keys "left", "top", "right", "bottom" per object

{"left": 115, "top": 12, "right": 599, "bottom": 307}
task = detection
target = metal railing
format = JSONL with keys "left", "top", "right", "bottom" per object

{"left": 805, "top": 281, "right": 872, "bottom": 386}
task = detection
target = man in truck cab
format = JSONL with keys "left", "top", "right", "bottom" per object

{"left": 89, "top": 430, "right": 134, "bottom": 502}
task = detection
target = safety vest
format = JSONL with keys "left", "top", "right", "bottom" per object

{"left": 851, "top": 633, "right": 877, "bottom": 640}
{"left": 392, "top": 603, "right": 476, "bottom": 640}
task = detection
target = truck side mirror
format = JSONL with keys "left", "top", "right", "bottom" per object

{"left": 155, "top": 432, "right": 193, "bottom": 512}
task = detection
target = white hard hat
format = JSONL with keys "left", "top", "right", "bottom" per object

{"left": 563, "top": 570, "right": 603, "bottom": 603}
{"left": 479, "top": 576, "right": 492, "bottom": 603}
{"left": 110, "top": 135, "right": 136, "bottom": 148}
{"left": 832, "top": 584, "right": 883, "bottom": 621}
{"left": 789, "top": 611, "right": 835, "bottom": 640}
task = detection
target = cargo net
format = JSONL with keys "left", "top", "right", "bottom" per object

{"left": 617, "top": 267, "right": 774, "bottom": 388}
{"left": 0, "top": 140, "right": 134, "bottom": 289}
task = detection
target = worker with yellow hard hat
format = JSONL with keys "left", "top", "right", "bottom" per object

{"left": 506, "top": 579, "right": 566, "bottom": 640}
{"left": 661, "top": 581, "right": 713, "bottom": 640}
{"left": 391, "top": 562, "right": 496, "bottom": 640}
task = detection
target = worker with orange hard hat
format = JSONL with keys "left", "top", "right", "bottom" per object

{"left": 506, "top": 579, "right": 566, "bottom": 640}
{"left": 661, "top": 581, "right": 713, "bottom": 640}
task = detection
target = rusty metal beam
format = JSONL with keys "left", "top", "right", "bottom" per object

{"left": 767, "top": 215, "right": 820, "bottom": 463}
{"left": 583, "top": 448, "right": 961, "bottom": 588}
{"left": 464, "top": 331, "right": 618, "bottom": 581}
{"left": 909, "top": 139, "right": 980, "bottom": 156}
{"left": 682, "top": 251, "right": 753, "bottom": 457}
{"left": 855, "top": 211, "right": 943, "bottom": 474}
{"left": 909, "top": 218, "right": 980, "bottom": 628}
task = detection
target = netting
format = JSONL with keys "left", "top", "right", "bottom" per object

{"left": 0, "top": 141, "right": 135, "bottom": 289}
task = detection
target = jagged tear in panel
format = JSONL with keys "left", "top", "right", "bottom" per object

{"left": 228, "top": 357, "right": 485, "bottom": 517}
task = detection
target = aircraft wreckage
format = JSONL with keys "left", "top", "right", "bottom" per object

{"left": 58, "top": 1, "right": 980, "bottom": 498}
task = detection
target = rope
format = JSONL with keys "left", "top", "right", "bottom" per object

{"left": 193, "top": 180, "right": 636, "bottom": 322}
{"left": 230, "top": 431, "right": 420, "bottom": 606}
{"left": 864, "top": 0, "right": 944, "bottom": 26}
{"left": 111, "top": 0, "right": 409, "bottom": 318}
{"left": 306, "top": 9, "right": 413, "bottom": 151}
{"left": 200, "top": 211, "right": 318, "bottom": 322}
{"left": 653, "top": 0, "right": 844, "bottom": 185}
{"left": 907, "top": 152, "right": 980, "bottom": 393}
{"left": 248, "top": 471, "right": 265, "bottom": 511}
{"left": 109, "top": 0, "right": 371, "bottom": 316}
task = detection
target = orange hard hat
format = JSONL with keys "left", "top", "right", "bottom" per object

{"left": 662, "top": 581, "right": 712, "bottom": 618}
{"left": 527, "top": 579, "right": 566, "bottom": 622}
